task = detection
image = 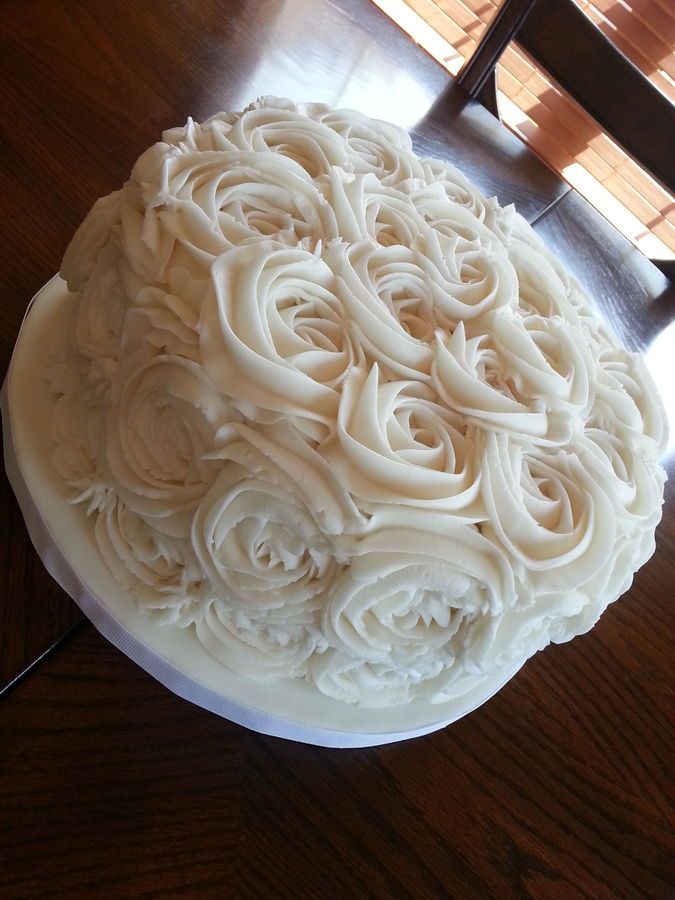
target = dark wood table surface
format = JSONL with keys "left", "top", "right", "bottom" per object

{"left": 1, "top": 1, "right": 673, "bottom": 896}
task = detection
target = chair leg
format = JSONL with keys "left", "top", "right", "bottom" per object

{"left": 477, "top": 72, "right": 499, "bottom": 118}
{"left": 457, "top": 0, "right": 538, "bottom": 100}
{"left": 653, "top": 258, "right": 675, "bottom": 281}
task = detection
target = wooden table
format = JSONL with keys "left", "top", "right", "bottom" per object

{"left": 1, "top": 1, "right": 673, "bottom": 896}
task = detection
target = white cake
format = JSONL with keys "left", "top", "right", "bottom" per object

{"left": 46, "top": 97, "right": 667, "bottom": 709}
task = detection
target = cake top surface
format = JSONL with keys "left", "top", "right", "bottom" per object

{"left": 47, "top": 97, "right": 667, "bottom": 708}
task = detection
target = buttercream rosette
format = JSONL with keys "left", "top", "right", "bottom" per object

{"left": 47, "top": 97, "right": 667, "bottom": 708}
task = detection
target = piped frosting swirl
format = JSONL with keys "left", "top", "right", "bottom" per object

{"left": 48, "top": 97, "right": 667, "bottom": 707}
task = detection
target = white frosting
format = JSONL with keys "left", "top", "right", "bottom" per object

{"left": 324, "top": 367, "right": 484, "bottom": 517}
{"left": 200, "top": 242, "right": 362, "bottom": 424}
{"left": 48, "top": 97, "right": 667, "bottom": 707}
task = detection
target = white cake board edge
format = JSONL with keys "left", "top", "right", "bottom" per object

{"left": 1, "top": 275, "right": 523, "bottom": 748}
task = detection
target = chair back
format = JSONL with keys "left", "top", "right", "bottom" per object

{"left": 457, "top": 0, "right": 674, "bottom": 196}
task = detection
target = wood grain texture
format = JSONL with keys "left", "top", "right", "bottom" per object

{"left": 0, "top": 455, "right": 84, "bottom": 694}
{"left": 0, "top": 0, "right": 566, "bottom": 690}
{"left": 1, "top": 623, "right": 673, "bottom": 898}
{"left": 1, "top": 2, "right": 673, "bottom": 896}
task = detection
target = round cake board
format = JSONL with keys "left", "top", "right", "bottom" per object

{"left": 1, "top": 276, "right": 522, "bottom": 747}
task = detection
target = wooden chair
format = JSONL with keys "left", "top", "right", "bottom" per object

{"left": 456, "top": 0, "right": 675, "bottom": 275}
